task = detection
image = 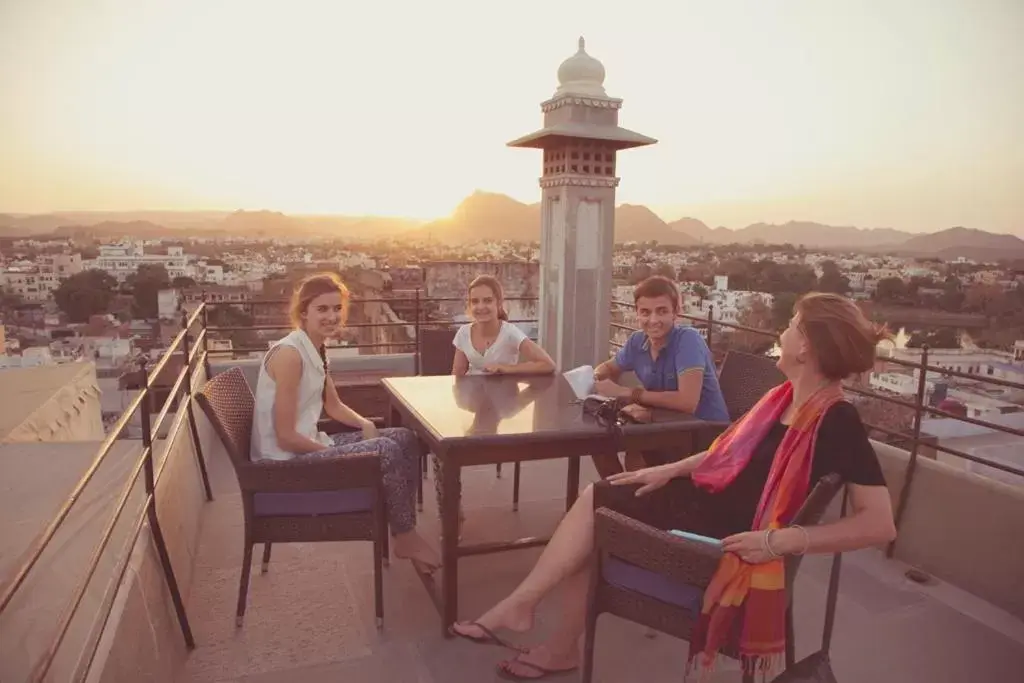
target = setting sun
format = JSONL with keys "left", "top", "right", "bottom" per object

{"left": 1, "top": 0, "right": 1022, "bottom": 233}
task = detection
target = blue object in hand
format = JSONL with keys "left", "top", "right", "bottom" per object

{"left": 668, "top": 530, "right": 723, "bottom": 547}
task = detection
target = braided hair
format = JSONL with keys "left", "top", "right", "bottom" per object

{"left": 288, "top": 272, "right": 350, "bottom": 394}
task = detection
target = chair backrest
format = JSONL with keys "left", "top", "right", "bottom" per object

{"left": 194, "top": 366, "right": 256, "bottom": 473}
{"left": 717, "top": 350, "right": 786, "bottom": 421}
{"left": 784, "top": 472, "right": 844, "bottom": 590}
{"left": 419, "top": 326, "right": 457, "bottom": 376}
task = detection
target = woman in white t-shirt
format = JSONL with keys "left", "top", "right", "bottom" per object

{"left": 452, "top": 275, "right": 555, "bottom": 376}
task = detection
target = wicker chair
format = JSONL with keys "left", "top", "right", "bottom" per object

{"left": 582, "top": 473, "right": 844, "bottom": 683}
{"left": 194, "top": 367, "right": 388, "bottom": 629}
{"left": 717, "top": 350, "right": 787, "bottom": 421}
{"left": 418, "top": 326, "right": 523, "bottom": 506}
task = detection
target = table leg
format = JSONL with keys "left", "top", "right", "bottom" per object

{"left": 440, "top": 456, "right": 462, "bottom": 636}
{"left": 566, "top": 455, "right": 581, "bottom": 511}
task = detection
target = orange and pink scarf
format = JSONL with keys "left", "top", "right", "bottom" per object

{"left": 686, "top": 380, "right": 843, "bottom": 680}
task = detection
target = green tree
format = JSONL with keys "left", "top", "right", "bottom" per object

{"left": 816, "top": 260, "right": 850, "bottom": 294}
{"left": 653, "top": 262, "right": 677, "bottom": 279}
{"left": 628, "top": 263, "right": 654, "bottom": 284}
{"left": 128, "top": 264, "right": 170, "bottom": 319}
{"left": 172, "top": 275, "right": 197, "bottom": 289}
{"left": 732, "top": 298, "right": 776, "bottom": 353}
{"left": 771, "top": 292, "right": 798, "bottom": 329}
{"left": 907, "top": 328, "right": 959, "bottom": 349}
{"left": 208, "top": 305, "right": 257, "bottom": 349}
{"left": 692, "top": 283, "right": 708, "bottom": 301}
{"left": 54, "top": 269, "right": 118, "bottom": 323}
{"left": 874, "top": 277, "right": 906, "bottom": 303}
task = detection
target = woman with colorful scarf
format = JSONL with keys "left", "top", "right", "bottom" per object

{"left": 451, "top": 292, "right": 898, "bottom": 681}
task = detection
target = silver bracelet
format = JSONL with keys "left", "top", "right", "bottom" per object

{"left": 790, "top": 524, "right": 811, "bottom": 555}
{"left": 763, "top": 529, "right": 782, "bottom": 559}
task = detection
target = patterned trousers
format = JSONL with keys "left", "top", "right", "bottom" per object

{"left": 302, "top": 427, "right": 422, "bottom": 535}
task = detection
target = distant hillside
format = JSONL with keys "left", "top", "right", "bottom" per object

{"left": 51, "top": 220, "right": 174, "bottom": 239}
{"left": 895, "top": 226, "right": 1024, "bottom": 259}
{"left": 4, "top": 201, "right": 1022, "bottom": 257}
{"left": 667, "top": 217, "right": 734, "bottom": 244}
{"left": 0, "top": 209, "right": 422, "bottom": 241}
{"left": 417, "top": 191, "right": 541, "bottom": 243}
{"left": 729, "top": 221, "right": 913, "bottom": 248}
{"left": 414, "top": 192, "right": 696, "bottom": 245}
{"left": 0, "top": 211, "right": 231, "bottom": 236}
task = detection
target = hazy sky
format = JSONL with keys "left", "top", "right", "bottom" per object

{"left": 1, "top": 0, "right": 1022, "bottom": 234}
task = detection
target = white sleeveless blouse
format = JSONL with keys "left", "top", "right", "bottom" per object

{"left": 453, "top": 321, "right": 528, "bottom": 376}
{"left": 251, "top": 330, "right": 333, "bottom": 461}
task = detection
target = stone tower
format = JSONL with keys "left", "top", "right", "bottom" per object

{"left": 508, "top": 37, "right": 656, "bottom": 371}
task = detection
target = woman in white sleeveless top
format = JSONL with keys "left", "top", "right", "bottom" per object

{"left": 252, "top": 273, "right": 439, "bottom": 572}
{"left": 452, "top": 275, "right": 555, "bottom": 376}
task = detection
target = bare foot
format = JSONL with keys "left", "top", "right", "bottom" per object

{"left": 392, "top": 531, "right": 440, "bottom": 572}
{"left": 451, "top": 595, "right": 536, "bottom": 640}
{"left": 497, "top": 645, "right": 579, "bottom": 679}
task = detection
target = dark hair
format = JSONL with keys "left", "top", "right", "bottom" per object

{"left": 468, "top": 275, "right": 508, "bottom": 321}
{"left": 289, "top": 272, "right": 350, "bottom": 377}
{"left": 633, "top": 275, "right": 680, "bottom": 312}
{"left": 794, "top": 292, "right": 891, "bottom": 380}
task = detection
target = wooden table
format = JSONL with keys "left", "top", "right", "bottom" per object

{"left": 382, "top": 373, "right": 719, "bottom": 635}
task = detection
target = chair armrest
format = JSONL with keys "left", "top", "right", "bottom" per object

{"left": 238, "top": 451, "right": 381, "bottom": 493}
{"left": 692, "top": 421, "right": 730, "bottom": 453}
{"left": 594, "top": 508, "right": 723, "bottom": 590}
{"left": 317, "top": 417, "right": 385, "bottom": 434}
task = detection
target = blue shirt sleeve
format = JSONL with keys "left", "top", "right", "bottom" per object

{"left": 673, "top": 329, "right": 711, "bottom": 375}
{"left": 613, "top": 332, "right": 639, "bottom": 371}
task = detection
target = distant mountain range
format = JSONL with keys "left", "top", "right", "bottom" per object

{"left": 0, "top": 210, "right": 418, "bottom": 240}
{"left": 3, "top": 192, "right": 1023, "bottom": 259}
{"left": 414, "top": 191, "right": 1024, "bottom": 258}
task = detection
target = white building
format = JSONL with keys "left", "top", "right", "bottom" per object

{"left": 920, "top": 413, "right": 1024, "bottom": 488}
{"left": 157, "top": 289, "right": 182, "bottom": 322}
{"left": 869, "top": 371, "right": 1021, "bottom": 419}
{"left": 84, "top": 243, "right": 193, "bottom": 282}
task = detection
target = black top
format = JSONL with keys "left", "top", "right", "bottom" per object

{"left": 701, "top": 401, "right": 886, "bottom": 536}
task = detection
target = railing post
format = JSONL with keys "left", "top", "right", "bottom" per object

{"left": 200, "top": 292, "right": 211, "bottom": 377}
{"left": 413, "top": 288, "right": 421, "bottom": 376}
{"left": 140, "top": 373, "right": 196, "bottom": 648}
{"left": 888, "top": 345, "right": 929, "bottom": 558}
{"left": 706, "top": 305, "right": 715, "bottom": 350}
{"left": 181, "top": 309, "right": 213, "bottom": 501}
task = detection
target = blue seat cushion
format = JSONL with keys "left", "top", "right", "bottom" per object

{"left": 602, "top": 556, "right": 704, "bottom": 614}
{"left": 253, "top": 488, "right": 375, "bottom": 517}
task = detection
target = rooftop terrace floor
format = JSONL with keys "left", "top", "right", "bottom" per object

{"left": 177, "top": 448, "right": 1024, "bottom": 683}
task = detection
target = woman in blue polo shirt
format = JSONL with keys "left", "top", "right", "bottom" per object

{"left": 593, "top": 276, "right": 728, "bottom": 475}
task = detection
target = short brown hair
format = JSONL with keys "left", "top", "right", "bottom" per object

{"left": 289, "top": 272, "right": 350, "bottom": 329}
{"left": 468, "top": 274, "right": 508, "bottom": 321}
{"left": 633, "top": 276, "right": 680, "bottom": 311}
{"left": 794, "top": 292, "right": 890, "bottom": 380}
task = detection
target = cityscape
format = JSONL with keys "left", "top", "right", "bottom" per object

{"left": 2, "top": 2, "right": 1023, "bottom": 683}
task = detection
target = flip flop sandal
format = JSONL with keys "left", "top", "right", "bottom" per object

{"left": 496, "top": 655, "right": 578, "bottom": 680}
{"left": 448, "top": 621, "right": 523, "bottom": 651}
{"left": 409, "top": 557, "right": 439, "bottom": 576}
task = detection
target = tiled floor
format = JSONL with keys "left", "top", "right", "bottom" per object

{"left": 177, "top": 452, "right": 1024, "bottom": 683}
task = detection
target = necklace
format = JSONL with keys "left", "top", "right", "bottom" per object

{"left": 474, "top": 323, "right": 500, "bottom": 353}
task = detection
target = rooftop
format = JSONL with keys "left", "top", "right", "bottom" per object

{"left": 3, "top": 296, "right": 1023, "bottom": 683}
{"left": 0, "top": 362, "right": 100, "bottom": 443}
{"left": 175, "top": 449, "right": 1024, "bottom": 683}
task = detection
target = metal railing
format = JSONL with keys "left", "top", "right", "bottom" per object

{"left": 0, "top": 291, "right": 540, "bottom": 682}
{"left": 200, "top": 290, "right": 540, "bottom": 376}
{"left": 609, "top": 298, "right": 1024, "bottom": 555}
{"left": 0, "top": 306, "right": 212, "bottom": 682}
{"left": 4, "top": 291, "right": 1019, "bottom": 680}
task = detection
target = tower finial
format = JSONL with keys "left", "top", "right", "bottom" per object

{"left": 578, "top": 36, "right": 585, "bottom": 51}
